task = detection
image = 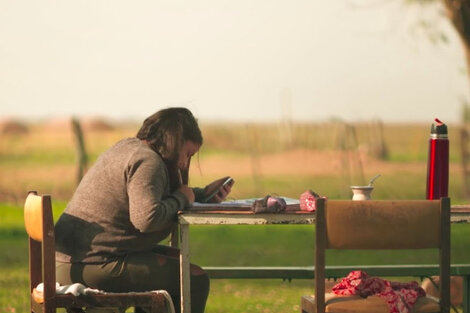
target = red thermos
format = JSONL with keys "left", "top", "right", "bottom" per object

{"left": 426, "top": 118, "right": 449, "bottom": 200}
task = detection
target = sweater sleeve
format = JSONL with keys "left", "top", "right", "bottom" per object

{"left": 126, "top": 152, "right": 189, "bottom": 233}
{"left": 193, "top": 187, "right": 207, "bottom": 203}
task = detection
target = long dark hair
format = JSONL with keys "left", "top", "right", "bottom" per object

{"left": 136, "top": 107, "right": 203, "bottom": 191}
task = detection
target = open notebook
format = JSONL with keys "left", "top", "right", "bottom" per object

{"left": 191, "top": 197, "right": 300, "bottom": 211}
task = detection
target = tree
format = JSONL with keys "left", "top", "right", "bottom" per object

{"left": 405, "top": 0, "right": 470, "bottom": 69}
{"left": 442, "top": 0, "right": 470, "bottom": 68}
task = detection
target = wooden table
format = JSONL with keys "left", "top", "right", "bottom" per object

{"left": 177, "top": 206, "right": 470, "bottom": 313}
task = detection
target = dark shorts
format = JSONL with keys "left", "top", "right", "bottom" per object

{"left": 56, "top": 245, "right": 209, "bottom": 313}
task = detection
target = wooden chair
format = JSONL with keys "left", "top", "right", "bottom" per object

{"left": 24, "top": 191, "right": 171, "bottom": 313}
{"left": 301, "top": 198, "right": 451, "bottom": 313}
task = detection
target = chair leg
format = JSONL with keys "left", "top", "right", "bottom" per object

{"left": 84, "top": 308, "right": 125, "bottom": 313}
{"left": 134, "top": 307, "right": 148, "bottom": 313}
{"left": 66, "top": 308, "right": 86, "bottom": 313}
{"left": 463, "top": 276, "right": 469, "bottom": 313}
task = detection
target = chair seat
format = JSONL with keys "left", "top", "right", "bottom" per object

{"left": 301, "top": 293, "right": 441, "bottom": 313}
{"left": 32, "top": 287, "right": 168, "bottom": 311}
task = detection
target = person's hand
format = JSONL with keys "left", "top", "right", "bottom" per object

{"left": 178, "top": 184, "right": 195, "bottom": 205}
{"left": 204, "top": 176, "right": 234, "bottom": 203}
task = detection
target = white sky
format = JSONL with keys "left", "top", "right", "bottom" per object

{"left": 0, "top": 0, "right": 469, "bottom": 124}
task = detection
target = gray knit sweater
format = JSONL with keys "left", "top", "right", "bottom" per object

{"left": 55, "top": 138, "right": 202, "bottom": 263}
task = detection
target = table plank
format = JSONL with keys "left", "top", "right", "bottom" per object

{"left": 178, "top": 212, "right": 316, "bottom": 225}
{"left": 179, "top": 209, "right": 470, "bottom": 224}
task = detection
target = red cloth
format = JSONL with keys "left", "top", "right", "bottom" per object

{"left": 332, "top": 271, "right": 426, "bottom": 313}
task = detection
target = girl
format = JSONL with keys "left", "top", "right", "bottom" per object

{"left": 55, "top": 107, "right": 233, "bottom": 313}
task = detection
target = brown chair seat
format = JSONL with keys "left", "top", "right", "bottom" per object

{"left": 301, "top": 293, "right": 441, "bottom": 313}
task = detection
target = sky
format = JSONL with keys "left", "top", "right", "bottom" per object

{"left": 0, "top": 0, "right": 469, "bottom": 124}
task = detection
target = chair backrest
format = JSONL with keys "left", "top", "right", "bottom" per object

{"left": 24, "top": 191, "right": 56, "bottom": 312}
{"left": 314, "top": 198, "right": 451, "bottom": 313}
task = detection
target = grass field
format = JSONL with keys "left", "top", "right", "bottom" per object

{"left": 1, "top": 120, "right": 469, "bottom": 312}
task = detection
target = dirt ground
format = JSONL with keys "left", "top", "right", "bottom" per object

{"left": 194, "top": 149, "right": 428, "bottom": 177}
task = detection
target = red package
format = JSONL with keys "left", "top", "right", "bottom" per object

{"left": 299, "top": 190, "right": 321, "bottom": 212}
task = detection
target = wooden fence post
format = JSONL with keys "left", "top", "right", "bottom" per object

{"left": 371, "top": 119, "right": 388, "bottom": 160}
{"left": 71, "top": 117, "right": 88, "bottom": 185}
{"left": 335, "top": 122, "right": 365, "bottom": 197}
{"left": 245, "top": 124, "right": 263, "bottom": 196}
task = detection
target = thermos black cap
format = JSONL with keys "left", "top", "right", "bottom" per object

{"left": 431, "top": 118, "right": 448, "bottom": 135}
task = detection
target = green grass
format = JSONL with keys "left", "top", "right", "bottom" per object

{"left": 206, "top": 279, "right": 314, "bottom": 313}
{"left": 2, "top": 202, "right": 469, "bottom": 313}
{"left": 0, "top": 203, "right": 30, "bottom": 313}
{"left": 0, "top": 151, "right": 75, "bottom": 166}
{"left": 0, "top": 267, "right": 29, "bottom": 313}
{"left": 1, "top": 121, "right": 469, "bottom": 312}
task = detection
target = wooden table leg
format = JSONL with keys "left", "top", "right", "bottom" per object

{"left": 179, "top": 223, "right": 191, "bottom": 313}
{"left": 463, "top": 275, "right": 469, "bottom": 313}
{"left": 170, "top": 225, "right": 179, "bottom": 248}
